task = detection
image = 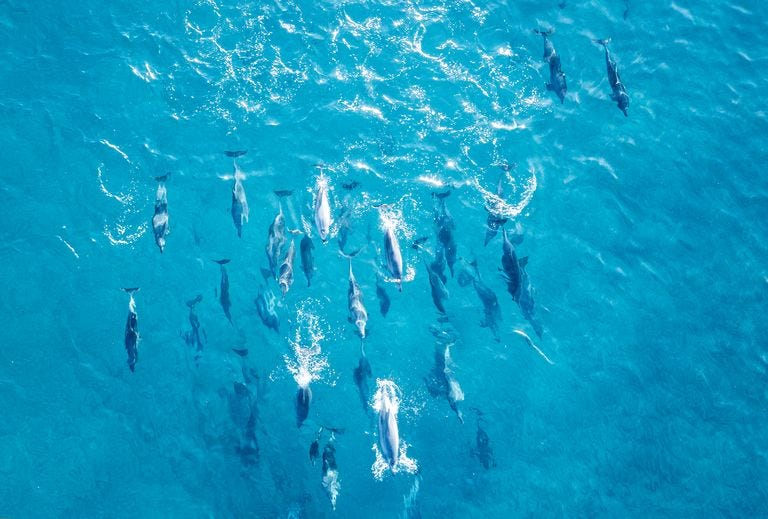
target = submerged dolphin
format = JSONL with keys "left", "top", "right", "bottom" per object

{"left": 226, "top": 151, "right": 249, "bottom": 237}
{"left": 499, "top": 229, "right": 543, "bottom": 337}
{"left": 424, "top": 256, "right": 449, "bottom": 314}
{"left": 470, "top": 410, "right": 496, "bottom": 469}
{"left": 353, "top": 346, "right": 373, "bottom": 416}
{"left": 300, "top": 234, "right": 315, "bottom": 287}
{"left": 213, "top": 259, "right": 232, "bottom": 323}
{"left": 278, "top": 239, "right": 296, "bottom": 298}
{"left": 517, "top": 257, "right": 544, "bottom": 338}
{"left": 484, "top": 172, "right": 509, "bottom": 247}
{"left": 461, "top": 259, "right": 502, "bottom": 341}
{"left": 595, "top": 39, "right": 629, "bottom": 116}
{"left": 151, "top": 173, "right": 170, "bottom": 253}
{"left": 535, "top": 28, "right": 567, "bottom": 103}
{"left": 425, "top": 343, "right": 464, "bottom": 423}
{"left": 182, "top": 294, "right": 205, "bottom": 365}
{"left": 314, "top": 174, "right": 333, "bottom": 243}
{"left": 321, "top": 439, "right": 341, "bottom": 510}
{"left": 432, "top": 191, "right": 457, "bottom": 277}
{"left": 122, "top": 288, "right": 140, "bottom": 372}
{"left": 375, "top": 272, "right": 391, "bottom": 317}
{"left": 254, "top": 286, "right": 280, "bottom": 333}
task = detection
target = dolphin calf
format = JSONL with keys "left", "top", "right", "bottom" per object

{"left": 182, "top": 294, "right": 205, "bottom": 365}
{"left": 151, "top": 173, "right": 169, "bottom": 253}
{"left": 296, "top": 384, "right": 312, "bottom": 428}
{"left": 278, "top": 239, "right": 296, "bottom": 298}
{"left": 314, "top": 173, "right": 333, "bottom": 243}
{"left": 433, "top": 191, "right": 457, "bottom": 277}
{"left": 535, "top": 28, "right": 567, "bottom": 103}
{"left": 226, "top": 151, "right": 249, "bottom": 237}
{"left": 595, "top": 39, "right": 629, "bottom": 116}
{"left": 254, "top": 286, "right": 279, "bottom": 333}
{"left": 345, "top": 251, "right": 368, "bottom": 339}
{"left": 500, "top": 227, "right": 523, "bottom": 303}
{"left": 122, "top": 288, "right": 140, "bottom": 372}
{"left": 460, "top": 259, "right": 502, "bottom": 341}
{"left": 265, "top": 190, "right": 292, "bottom": 279}
{"left": 213, "top": 259, "right": 232, "bottom": 323}
{"left": 300, "top": 234, "right": 315, "bottom": 287}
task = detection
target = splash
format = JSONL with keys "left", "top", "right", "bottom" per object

{"left": 371, "top": 379, "right": 418, "bottom": 480}
{"left": 474, "top": 164, "right": 537, "bottom": 220}
{"left": 283, "top": 299, "right": 330, "bottom": 388}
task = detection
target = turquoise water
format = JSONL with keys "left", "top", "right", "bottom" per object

{"left": 2, "top": 0, "right": 767, "bottom": 516}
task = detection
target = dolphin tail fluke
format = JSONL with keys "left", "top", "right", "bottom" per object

{"left": 432, "top": 189, "right": 451, "bottom": 199}
{"left": 225, "top": 150, "right": 247, "bottom": 158}
{"left": 232, "top": 348, "right": 249, "bottom": 357}
{"left": 534, "top": 28, "right": 553, "bottom": 37}
{"left": 274, "top": 189, "right": 293, "bottom": 198}
{"left": 155, "top": 172, "right": 171, "bottom": 182}
{"left": 213, "top": 258, "right": 231, "bottom": 265}
{"left": 594, "top": 38, "right": 611, "bottom": 48}
{"left": 122, "top": 287, "right": 140, "bottom": 294}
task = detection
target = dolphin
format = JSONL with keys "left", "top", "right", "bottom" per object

{"left": 229, "top": 379, "right": 259, "bottom": 465}
{"left": 337, "top": 182, "right": 359, "bottom": 252}
{"left": 226, "top": 151, "right": 249, "bottom": 237}
{"left": 425, "top": 343, "right": 464, "bottom": 423}
{"left": 296, "top": 384, "right": 312, "bottom": 428}
{"left": 470, "top": 410, "right": 496, "bottom": 469}
{"left": 484, "top": 172, "right": 508, "bottom": 247}
{"left": 254, "top": 286, "right": 279, "bottom": 333}
{"left": 314, "top": 174, "right": 333, "bottom": 243}
{"left": 122, "top": 288, "right": 140, "bottom": 372}
{"left": 213, "top": 259, "right": 232, "bottom": 323}
{"left": 182, "top": 294, "right": 205, "bottom": 365}
{"left": 309, "top": 428, "right": 322, "bottom": 466}
{"left": 500, "top": 227, "right": 523, "bottom": 302}
{"left": 535, "top": 29, "right": 567, "bottom": 103}
{"left": 376, "top": 384, "right": 400, "bottom": 468}
{"left": 345, "top": 251, "right": 368, "bottom": 339}
{"left": 353, "top": 345, "right": 373, "bottom": 416}
{"left": 462, "top": 259, "right": 502, "bottom": 341}
{"left": 517, "top": 257, "right": 544, "bottom": 338}
{"left": 595, "top": 39, "right": 629, "bottom": 116}
{"left": 375, "top": 272, "right": 391, "bottom": 317}
{"left": 321, "top": 439, "right": 341, "bottom": 510}
{"left": 384, "top": 225, "right": 404, "bottom": 291}
{"left": 278, "top": 239, "right": 296, "bottom": 298}
{"left": 424, "top": 257, "right": 449, "bottom": 314}
{"left": 433, "top": 191, "right": 457, "bottom": 277}
{"left": 265, "top": 190, "right": 292, "bottom": 279}
{"left": 300, "top": 234, "right": 315, "bottom": 287}
{"left": 151, "top": 173, "right": 170, "bottom": 253}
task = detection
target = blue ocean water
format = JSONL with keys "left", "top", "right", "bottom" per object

{"left": 1, "top": 0, "right": 767, "bottom": 516}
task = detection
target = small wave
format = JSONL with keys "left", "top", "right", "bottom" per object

{"left": 322, "top": 469, "right": 340, "bottom": 510}
{"left": 474, "top": 164, "right": 537, "bottom": 220}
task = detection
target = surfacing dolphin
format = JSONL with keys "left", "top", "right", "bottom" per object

{"left": 296, "top": 384, "right": 312, "bottom": 428}
{"left": 151, "top": 173, "right": 170, "bottom": 252}
{"left": 122, "top": 287, "right": 140, "bottom": 372}
{"left": 383, "top": 224, "right": 404, "bottom": 291}
{"left": 226, "top": 151, "right": 249, "bottom": 237}
{"left": 534, "top": 28, "right": 567, "bottom": 103}
{"left": 595, "top": 38, "right": 629, "bottom": 116}
{"left": 321, "top": 437, "right": 341, "bottom": 510}
{"left": 213, "top": 259, "right": 232, "bottom": 323}
{"left": 314, "top": 170, "right": 333, "bottom": 243}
